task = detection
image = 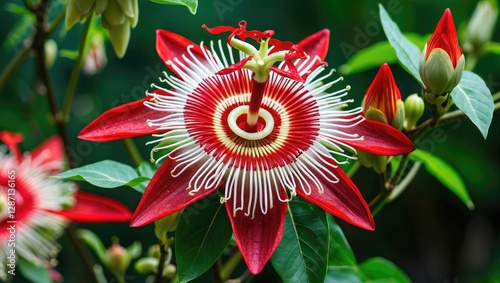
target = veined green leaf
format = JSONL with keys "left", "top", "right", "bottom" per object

{"left": 411, "top": 149, "right": 474, "bottom": 209}
{"left": 149, "top": 0, "right": 198, "bottom": 14}
{"left": 359, "top": 257, "right": 411, "bottom": 283}
{"left": 271, "top": 197, "right": 329, "bottom": 283}
{"left": 379, "top": 4, "right": 422, "bottom": 84}
{"left": 450, "top": 71, "right": 494, "bottom": 139}
{"left": 340, "top": 33, "right": 429, "bottom": 76}
{"left": 326, "top": 267, "right": 363, "bottom": 283}
{"left": 327, "top": 214, "right": 357, "bottom": 267}
{"left": 53, "top": 160, "right": 150, "bottom": 188}
{"left": 176, "top": 194, "right": 232, "bottom": 283}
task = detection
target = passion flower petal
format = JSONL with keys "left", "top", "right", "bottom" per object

{"left": 78, "top": 96, "right": 166, "bottom": 142}
{"left": 296, "top": 163, "right": 374, "bottom": 231}
{"left": 339, "top": 117, "right": 415, "bottom": 155}
{"left": 225, "top": 188, "right": 288, "bottom": 274}
{"left": 130, "top": 156, "right": 219, "bottom": 227}
{"left": 30, "top": 135, "right": 65, "bottom": 172}
{"left": 53, "top": 191, "right": 132, "bottom": 223}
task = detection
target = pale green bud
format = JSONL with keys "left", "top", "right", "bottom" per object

{"left": 134, "top": 257, "right": 159, "bottom": 274}
{"left": 404, "top": 94, "right": 425, "bottom": 131}
{"left": 65, "top": 0, "right": 83, "bottom": 30}
{"left": 419, "top": 46, "right": 465, "bottom": 97}
{"left": 107, "top": 21, "right": 131, "bottom": 58}
{"left": 163, "top": 264, "right": 176, "bottom": 279}
{"left": 95, "top": 0, "right": 109, "bottom": 14}
{"left": 76, "top": 0, "right": 96, "bottom": 17}
{"left": 105, "top": 243, "right": 131, "bottom": 276}
{"left": 103, "top": 0, "right": 126, "bottom": 26}
{"left": 357, "top": 150, "right": 387, "bottom": 174}
{"left": 466, "top": 0, "right": 498, "bottom": 51}
{"left": 392, "top": 100, "right": 406, "bottom": 131}
{"left": 44, "top": 39, "right": 58, "bottom": 69}
{"left": 154, "top": 211, "right": 181, "bottom": 243}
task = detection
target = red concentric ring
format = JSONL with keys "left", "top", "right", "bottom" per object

{"left": 184, "top": 70, "right": 320, "bottom": 171}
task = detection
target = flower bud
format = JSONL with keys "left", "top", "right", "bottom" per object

{"left": 163, "top": 264, "right": 176, "bottom": 279}
{"left": 105, "top": 243, "right": 131, "bottom": 276}
{"left": 466, "top": 0, "right": 498, "bottom": 52}
{"left": 404, "top": 94, "right": 425, "bottom": 131}
{"left": 107, "top": 21, "right": 131, "bottom": 58}
{"left": 65, "top": 0, "right": 94, "bottom": 30}
{"left": 419, "top": 9, "right": 465, "bottom": 98}
{"left": 44, "top": 39, "right": 58, "bottom": 70}
{"left": 363, "top": 63, "right": 405, "bottom": 130}
{"left": 134, "top": 257, "right": 158, "bottom": 274}
{"left": 357, "top": 150, "right": 387, "bottom": 174}
{"left": 154, "top": 211, "right": 181, "bottom": 243}
{"left": 83, "top": 34, "right": 108, "bottom": 75}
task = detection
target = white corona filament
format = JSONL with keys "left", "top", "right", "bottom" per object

{"left": 144, "top": 40, "right": 365, "bottom": 218}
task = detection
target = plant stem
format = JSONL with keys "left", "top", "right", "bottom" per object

{"left": 61, "top": 13, "right": 93, "bottom": 122}
{"left": 0, "top": 44, "right": 31, "bottom": 91}
{"left": 221, "top": 249, "right": 243, "bottom": 281}
{"left": 346, "top": 160, "right": 361, "bottom": 177}
{"left": 123, "top": 138, "right": 144, "bottom": 167}
{"left": 154, "top": 238, "right": 173, "bottom": 283}
{"left": 213, "top": 258, "right": 223, "bottom": 283}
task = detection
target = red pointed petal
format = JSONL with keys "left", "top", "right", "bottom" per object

{"left": 296, "top": 164, "right": 374, "bottom": 231}
{"left": 340, "top": 116, "right": 414, "bottom": 155}
{"left": 297, "top": 29, "right": 330, "bottom": 61}
{"left": 78, "top": 97, "right": 164, "bottom": 142}
{"left": 53, "top": 191, "right": 132, "bottom": 223}
{"left": 156, "top": 29, "right": 207, "bottom": 76}
{"left": 30, "top": 136, "right": 65, "bottom": 172}
{"left": 130, "top": 157, "right": 217, "bottom": 227}
{"left": 427, "top": 9, "right": 462, "bottom": 66}
{"left": 225, "top": 189, "right": 288, "bottom": 274}
{"left": 0, "top": 131, "right": 24, "bottom": 162}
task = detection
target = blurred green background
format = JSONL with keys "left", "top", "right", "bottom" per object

{"left": 1, "top": 0, "right": 500, "bottom": 282}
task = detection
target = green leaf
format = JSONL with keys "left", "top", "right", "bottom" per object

{"left": 77, "top": 229, "right": 108, "bottom": 263}
{"left": 271, "top": 197, "right": 329, "bottom": 283}
{"left": 149, "top": 0, "right": 198, "bottom": 14}
{"left": 411, "top": 149, "right": 474, "bottom": 209}
{"left": 18, "top": 258, "right": 52, "bottom": 283}
{"left": 327, "top": 214, "right": 357, "bottom": 267}
{"left": 450, "top": 70, "right": 494, "bottom": 139}
{"left": 359, "top": 257, "right": 411, "bottom": 283}
{"left": 379, "top": 4, "right": 422, "bottom": 84}
{"left": 53, "top": 160, "right": 150, "bottom": 188}
{"left": 325, "top": 267, "right": 363, "bottom": 283}
{"left": 340, "top": 33, "right": 429, "bottom": 75}
{"left": 133, "top": 162, "right": 157, "bottom": 193}
{"left": 176, "top": 194, "right": 232, "bottom": 283}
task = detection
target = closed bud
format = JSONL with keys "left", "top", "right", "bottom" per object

{"left": 134, "top": 257, "right": 159, "bottom": 274}
{"left": 107, "top": 21, "right": 131, "bottom": 58}
{"left": 363, "top": 63, "right": 404, "bottom": 129}
{"left": 163, "top": 264, "right": 176, "bottom": 279}
{"left": 105, "top": 243, "right": 131, "bottom": 276}
{"left": 83, "top": 34, "right": 107, "bottom": 75}
{"left": 404, "top": 94, "right": 425, "bottom": 131}
{"left": 44, "top": 39, "right": 58, "bottom": 69}
{"left": 154, "top": 211, "right": 181, "bottom": 243}
{"left": 420, "top": 9, "right": 465, "bottom": 97}
{"left": 466, "top": 0, "right": 498, "bottom": 52}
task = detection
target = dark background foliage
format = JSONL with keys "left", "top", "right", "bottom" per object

{"left": 1, "top": 0, "right": 500, "bottom": 282}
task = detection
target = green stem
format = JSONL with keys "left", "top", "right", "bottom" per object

{"left": 123, "top": 138, "right": 144, "bottom": 167}
{"left": 0, "top": 44, "right": 31, "bottom": 91}
{"left": 221, "top": 249, "right": 243, "bottom": 281}
{"left": 346, "top": 160, "right": 361, "bottom": 178}
{"left": 61, "top": 13, "right": 93, "bottom": 122}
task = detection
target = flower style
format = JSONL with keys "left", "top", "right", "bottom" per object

{"left": 420, "top": 8, "right": 465, "bottom": 98}
{"left": 0, "top": 132, "right": 131, "bottom": 278}
{"left": 79, "top": 22, "right": 414, "bottom": 273}
{"left": 363, "top": 63, "right": 404, "bottom": 129}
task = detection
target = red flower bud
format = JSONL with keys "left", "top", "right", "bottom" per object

{"left": 363, "top": 63, "right": 404, "bottom": 128}
{"left": 420, "top": 9, "right": 465, "bottom": 96}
